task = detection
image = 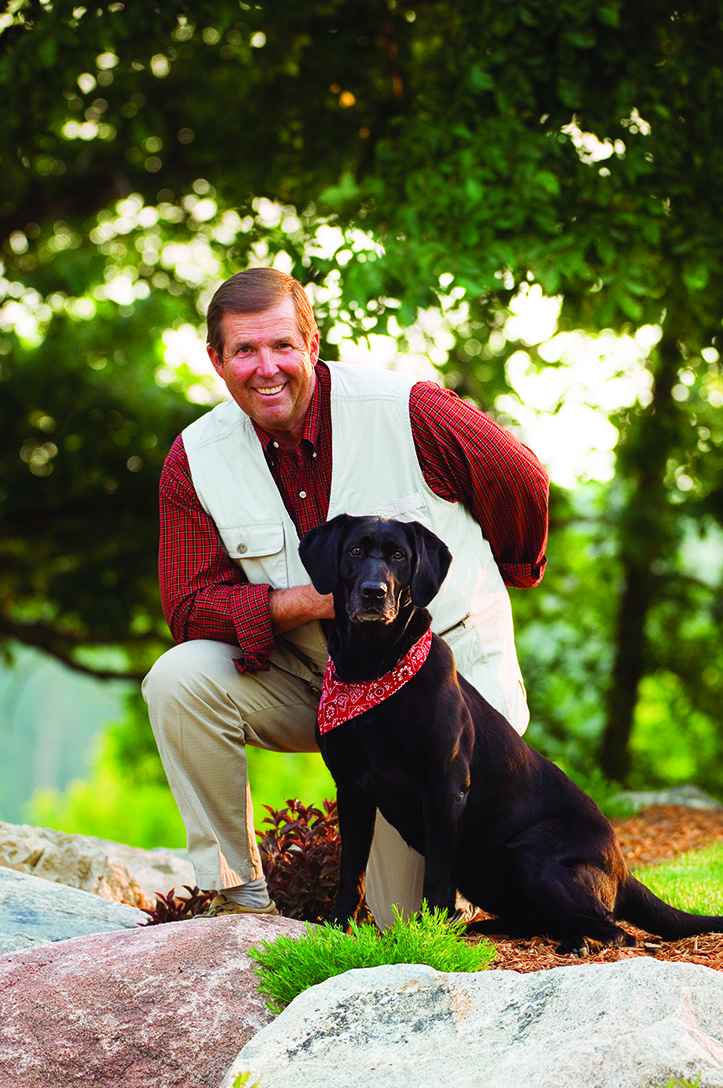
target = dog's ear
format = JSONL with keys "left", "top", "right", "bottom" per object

{"left": 298, "top": 514, "right": 351, "bottom": 595}
{"left": 408, "top": 521, "right": 452, "bottom": 607}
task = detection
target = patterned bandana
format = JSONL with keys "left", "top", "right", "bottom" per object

{"left": 318, "top": 628, "right": 433, "bottom": 735}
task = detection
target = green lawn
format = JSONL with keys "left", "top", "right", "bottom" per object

{"left": 635, "top": 841, "right": 723, "bottom": 916}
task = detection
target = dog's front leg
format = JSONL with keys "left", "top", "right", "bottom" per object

{"left": 419, "top": 788, "right": 466, "bottom": 917}
{"left": 333, "top": 783, "right": 377, "bottom": 929}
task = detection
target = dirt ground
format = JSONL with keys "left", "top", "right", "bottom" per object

{"left": 466, "top": 805, "right": 723, "bottom": 973}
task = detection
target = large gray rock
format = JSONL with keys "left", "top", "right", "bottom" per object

{"left": 0, "top": 819, "right": 195, "bottom": 908}
{"left": 0, "top": 913, "right": 307, "bottom": 1088}
{"left": 222, "top": 957, "right": 723, "bottom": 1088}
{"left": 0, "top": 866, "right": 145, "bottom": 953}
{"left": 615, "top": 784, "right": 723, "bottom": 811}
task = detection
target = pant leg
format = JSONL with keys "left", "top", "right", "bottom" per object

{"left": 365, "top": 811, "right": 425, "bottom": 929}
{"left": 142, "top": 639, "right": 320, "bottom": 891}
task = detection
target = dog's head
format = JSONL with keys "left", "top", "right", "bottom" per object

{"left": 299, "top": 514, "right": 452, "bottom": 624}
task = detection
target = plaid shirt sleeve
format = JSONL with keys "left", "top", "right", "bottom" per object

{"left": 409, "top": 383, "right": 549, "bottom": 588}
{"left": 159, "top": 435, "right": 275, "bottom": 670}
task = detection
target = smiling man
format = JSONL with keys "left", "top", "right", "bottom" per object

{"left": 143, "top": 267, "right": 549, "bottom": 924}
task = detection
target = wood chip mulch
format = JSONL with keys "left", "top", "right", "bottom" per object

{"left": 464, "top": 805, "right": 723, "bottom": 974}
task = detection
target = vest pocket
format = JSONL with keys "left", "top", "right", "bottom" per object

{"left": 442, "top": 616, "right": 488, "bottom": 674}
{"left": 216, "top": 521, "right": 285, "bottom": 560}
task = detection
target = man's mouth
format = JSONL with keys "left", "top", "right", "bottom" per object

{"left": 256, "top": 384, "right": 285, "bottom": 397}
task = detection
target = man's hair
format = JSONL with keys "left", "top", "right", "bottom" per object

{"left": 206, "top": 267, "right": 318, "bottom": 356}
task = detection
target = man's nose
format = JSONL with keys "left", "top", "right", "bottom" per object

{"left": 255, "top": 347, "right": 278, "bottom": 374}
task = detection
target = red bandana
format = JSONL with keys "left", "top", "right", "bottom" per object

{"left": 318, "top": 628, "right": 433, "bottom": 735}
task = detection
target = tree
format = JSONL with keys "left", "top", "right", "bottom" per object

{"left": 2, "top": 0, "right": 723, "bottom": 780}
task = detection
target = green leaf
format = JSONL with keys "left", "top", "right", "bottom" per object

{"left": 467, "top": 66, "right": 495, "bottom": 93}
{"left": 320, "top": 172, "right": 362, "bottom": 213}
{"left": 683, "top": 263, "right": 711, "bottom": 292}
{"left": 597, "top": 4, "right": 621, "bottom": 28}
{"left": 535, "top": 171, "right": 560, "bottom": 197}
{"left": 464, "top": 177, "right": 484, "bottom": 202}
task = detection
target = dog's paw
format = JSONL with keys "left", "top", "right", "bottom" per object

{"left": 555, "top": 937, "right": 589, "bottom": 957}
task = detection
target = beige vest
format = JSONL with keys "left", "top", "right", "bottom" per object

{"left": 183, "top": 362, "right": 528, "bottom": 733}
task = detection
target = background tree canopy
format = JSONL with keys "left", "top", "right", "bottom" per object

{"left": 2, "top": 0, "right": 723, "bottom": 804}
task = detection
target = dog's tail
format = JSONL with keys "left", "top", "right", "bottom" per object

{"left": 617, "top": 876, "right": 723, "bottom": 940}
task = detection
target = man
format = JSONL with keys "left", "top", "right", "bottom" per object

{"left": 143, "top": 267, "right": 549, "bottom": 926}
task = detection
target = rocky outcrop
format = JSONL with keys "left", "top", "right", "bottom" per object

{"left": 223, "top": 957, "right": 723, "bottom": 1088}
{"left": 0, "top": 867, "right": 146, "bottom": 954}
{"left": 0, "top": 912, "right": 306, "bottom": 1088}
{"left": 0, "top": 820, "right": 194, "bottom": 909}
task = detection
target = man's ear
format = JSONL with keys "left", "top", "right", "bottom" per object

{"left": 298, "top": 514, "right": 351, "bottom": 595}
{"left": 408, "top": 521, "right": 452, "bottom": 607}
{"left": 207, "top": 343, "right": 224, "bottom": 379}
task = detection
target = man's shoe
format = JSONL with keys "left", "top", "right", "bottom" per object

{"left": 195, "top": 893, "right": 279, "bottom": 919}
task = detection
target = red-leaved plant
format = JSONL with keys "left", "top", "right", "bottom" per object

{"left": 141, "top": 798, "right": 370, "bottom": 926}
{"left": 140, "top": 885, "right": 218, "bottom": 925}
{"left": 256, "top": 798, "right": 346, "bottom": 924}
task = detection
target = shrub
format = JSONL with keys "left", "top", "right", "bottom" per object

{"left": 248, "top": 901, "right": 496, "bottom": 1013}
{"left": 256, "top": 797, "right": 370, "bottom": 924}
{"left": 140, "top": 885, "right": 217, "bottom": 925}
{"left": 141, "top": 797, "right": 365, "bottom": 926}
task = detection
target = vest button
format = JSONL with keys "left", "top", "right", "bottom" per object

{"left": 237, "top": 542, "right": 248, "bottom": 554}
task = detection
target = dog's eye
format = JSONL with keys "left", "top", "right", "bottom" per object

{"left": 392, "top": 550, "right": 405, "bottom": 560}
{"left": 350, "top": 546, "right": 361, "bottom": 556}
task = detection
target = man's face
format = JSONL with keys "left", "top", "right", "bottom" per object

{"left": 207, "top": 297, "right": 319, "bottom": 448}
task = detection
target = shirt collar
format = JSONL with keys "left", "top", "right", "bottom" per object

{"left": 251, "top": 362, "right": 329, "bottom": 456}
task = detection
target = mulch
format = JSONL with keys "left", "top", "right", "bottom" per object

{"left": 465, "top": 804, "right": 723, "bottom": 974}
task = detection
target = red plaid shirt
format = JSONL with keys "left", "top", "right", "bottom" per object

{"left": 159, "top": 363, "right": 549, "bottom": 670}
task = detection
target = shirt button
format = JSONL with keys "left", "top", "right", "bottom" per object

{"left": 237, "top": 542, "right": 248, "bottom": 554}
{"left": 273, "top": 441, "right": 279, "bottom": 449}
{"left": 299, "top": 491, "right": 307, "bottom": 499}
{"left": 312, "top": 452, "right": 317, "bottom": 459}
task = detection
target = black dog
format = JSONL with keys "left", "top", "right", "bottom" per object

{"left": 299, "top": 513, "right": 723, "bottom": 954}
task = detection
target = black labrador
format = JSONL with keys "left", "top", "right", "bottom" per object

{"left": 299, "top": 513, "right": 723, "bottom": 954}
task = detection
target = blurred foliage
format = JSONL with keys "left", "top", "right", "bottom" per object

{"left": 26, "top": 689, "right": 335, "bottom": 848}
{"left": 514, "top": 482, "right": 723, "bottom": 796}
{"left": 2, "top": 0, "right": 723, "bottom": 785}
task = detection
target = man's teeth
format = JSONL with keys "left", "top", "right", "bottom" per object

{"left": 257, "top": 385, "right": 284, "bottom": 396}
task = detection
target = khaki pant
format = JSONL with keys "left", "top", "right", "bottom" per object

{"left": 142, "top": 638, "right": 423, "bottom": 929}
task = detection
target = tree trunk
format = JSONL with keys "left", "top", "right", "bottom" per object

{"left": 598, "top": 326, "right": 681, "bottom": 782}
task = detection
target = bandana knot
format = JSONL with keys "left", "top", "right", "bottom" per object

{"left": 318, "top": 628, "right": 433, "bottom": 735}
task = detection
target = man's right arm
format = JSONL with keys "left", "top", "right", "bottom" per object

{"left": 159, "top": 437, "right": 332, "bottom": 671}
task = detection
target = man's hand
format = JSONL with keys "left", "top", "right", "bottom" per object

{"left": 269, "top": 584, "right": 335, "bottom": 634}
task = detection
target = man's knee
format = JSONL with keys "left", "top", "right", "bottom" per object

{"left": 142, "top": 639, "right": 240, "bottom": 710}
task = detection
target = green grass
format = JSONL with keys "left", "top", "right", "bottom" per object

{"left": 248, "top": 901, "right": 496, "bottom": 1014}
{"left": 635, "top": 842, "right": 723, "bottom": 915}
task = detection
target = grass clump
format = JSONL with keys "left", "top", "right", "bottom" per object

{"left": 636, "top": 842, "right": 723, "bottom": 915}
{"left": 248, "top": 901, "right": 496, "bottom": 1013}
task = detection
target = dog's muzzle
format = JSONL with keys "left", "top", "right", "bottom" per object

{"left": 348, "top": 579, "right": 397, "bottom": 623}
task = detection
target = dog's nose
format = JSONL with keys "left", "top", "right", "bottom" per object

{"left": 361, "top": 582, "right": 387, "bottom": 601}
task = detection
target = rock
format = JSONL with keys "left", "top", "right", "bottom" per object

{"left": 0, "top": 866, "right": 145, "bottom": 954}
{"left": 223, "top": 957, "right": 723, "bottom": 1088}
{"left": 0, "top": 820, "right": 195, "bottom": 909}
{"left": 0, "top": 912, "right": 306, "bottom": 1088}
{"left": 616, "top": 784, "right": 723, "bottom": 811}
